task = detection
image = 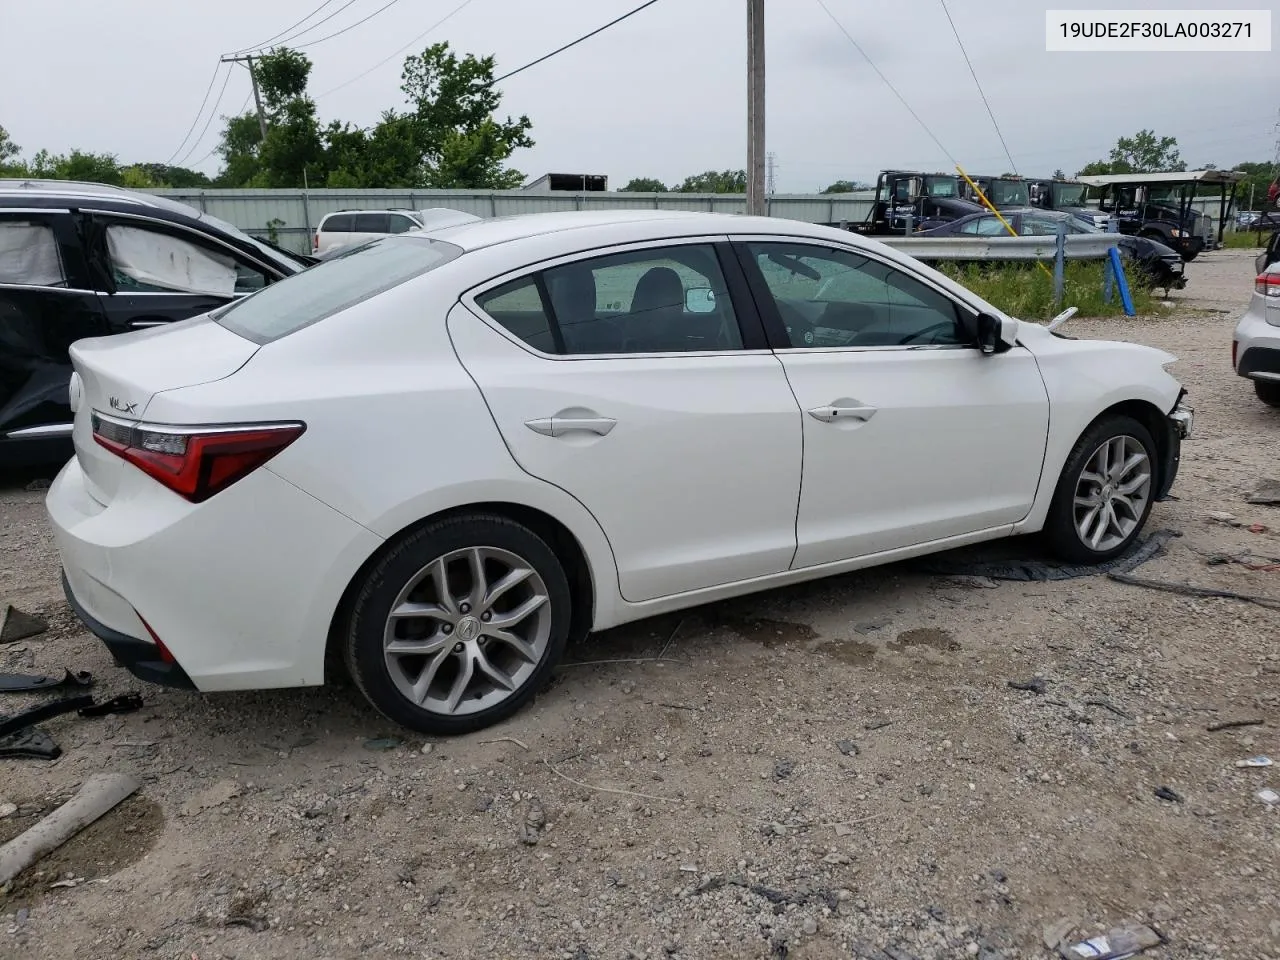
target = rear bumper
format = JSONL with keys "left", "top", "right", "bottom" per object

{"left": 1234, "top": 299, "right": 1280, "bottom": 379}
{"left": 62, "top": 570, "right": 195, "bottom": 689}
{"left": 46, "top": 455, "right": 383, "bottom": 692}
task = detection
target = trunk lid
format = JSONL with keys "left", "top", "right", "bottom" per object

{"left": 71, "top": 315, "right": 259, "bottom": 504}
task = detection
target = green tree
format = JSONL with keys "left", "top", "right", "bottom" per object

{"left": 1229, "top": 161, "right": 1280, "bottom": 210}
{"left": 619, "top": 177, "right": 667, "bottom": 192}
{"left": 25, "top": 148, "right": 123, "bottom": 184}
{"left": 1078, "top": 129, "right": 1185, "bottom": 176}
{"left": 677, "top": 169, "right": 747, "bottom": 193}
{"left": 0, "top": 125, "right": 21, "bottom": 174}
{"left": 398, "top": 42, "right": 533, "bottom": 188}
{"left": 215, "top": 113, "right": 265, "bottom": 186}
{"left": 1051, "top": 168, "right": 1066, "bottom": 180}
{"left": 134, "top": 163, "right": 212, "bottom": 188}
{"left": 821, "top": 179, "right": 870, "bottom": 194}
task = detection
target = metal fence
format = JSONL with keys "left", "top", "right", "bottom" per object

{"left": 147, "top": 188, "right": 875, "bottom": 254}
{"left": 145, "top": 187, "right": 1228, "bottom": 256}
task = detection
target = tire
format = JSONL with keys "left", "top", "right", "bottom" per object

{"left": 342, "top": 513, "right": 572, "bottom": 735}
{"left": 1043, "top": 415, "right": 1158, "bottom": 564}
{"left": 1255, "top": 380, "right": 1280, "bottom": 408}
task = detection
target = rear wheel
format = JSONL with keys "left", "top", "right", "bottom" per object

{"left": 343, "top": 514, "right": 572, "bottom": 735}
{"left": 1044, "top": 415, "right": 1157, "bottom": 563}
{"left": 1255, "top": 380, "right": 1280, "bottom": 407}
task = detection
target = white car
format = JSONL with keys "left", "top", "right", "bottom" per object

{"left": 1234, "top": 260, "right": 1280, "bottom": 405}
{"left": 47, "top": 211, "right": 1193, "bottom": 734}
{"left": 313, "top": 207, "right": 479, "bottom": 255}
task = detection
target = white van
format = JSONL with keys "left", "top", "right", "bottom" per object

{"left": 313, "top": 208, "right": 481, "bottom": 256}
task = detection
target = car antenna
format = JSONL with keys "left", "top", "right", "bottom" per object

{"left": 1047, "top": 306, "right": 1078, "bottom": 331}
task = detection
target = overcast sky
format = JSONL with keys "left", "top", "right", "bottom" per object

{"left": 3, "top": 0, "right": 1275, "bottom": 191}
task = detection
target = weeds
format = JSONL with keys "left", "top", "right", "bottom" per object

{"left": 936, "top": 260, "right": 1159, "bottom": 320}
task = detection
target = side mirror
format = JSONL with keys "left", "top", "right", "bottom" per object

{"left": 975, "top": 312, "right": 1007, "bottom": 355}
{"left": 685, "top": 286, "right": 717, "bottom": 313}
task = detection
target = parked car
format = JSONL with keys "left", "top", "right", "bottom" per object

{"left": 48, "top": 210, "right": 1192, "bottom": 734}
{"left": 918, "top": 208, "right": 1187, "bottom": 293}
{"left": 0, "top": 179, "right": 309, "bottom": 467}
{"left": 313, "top": 207, "right": 480, "bottom": 255}
{"left": 1257, "top": 229, "right": 1280, "bottom": 275}
{"left": 1233, "top": 259, "right": 1280, "bottom": 406}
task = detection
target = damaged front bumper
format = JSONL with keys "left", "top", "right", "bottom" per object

{"left": 1157, "top": 392, "right": 1193, "bottom": 501}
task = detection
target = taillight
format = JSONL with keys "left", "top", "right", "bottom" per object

{"left": 313, "top": 233, "right": 320, "bottom": 252}
{"left": 1257, "top": 274, "right": 1280, "bottom": 297}
{"left": 92, "top": 414, "right": 304, "bottom": 503}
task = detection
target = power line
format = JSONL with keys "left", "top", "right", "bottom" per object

{"left": 230, "top": 0, "right": 363, "bottom": 55}
{"left": 813, "top": 0, "right": 956, "bottom": 165}
{"left": 224, "top": 0, "right": 344, "bottom": 55}
{"left": 165, "top": 62, "right": 227, "bottom": 165}
{"left": 176, "top": 65, "right": 236, "bottom": 168}
{"left": 190, "top": 92, "right": 255, "bottom": 170}
{"left": 938, "top": 0, "right": 1017, "bottom": 174}
{"left": 317, "top": 0, "right": 479, "bottom": 98}
{"left": 489, "top": 0, "right": 663, "bottom": 86}
{"left": 290, "top": 0, "right": 408, "bottom": 50}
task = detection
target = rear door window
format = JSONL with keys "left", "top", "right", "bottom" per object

{"left": 0, "top": 218, "right": 67, "bottom": 287}
{"left": 321, "top": 214, "right": 355, "bottom": 233}
{"left": 354, "top": 213, "right": 391, "bottom": 233}
{"left": 103, "top": 222, "right": 269, "bottom": 296}
{"left": 389, "top": 214, "right": 418, "bottom": 234}
{"left": 215, "top": 236, "right": 462, "bottom": 343}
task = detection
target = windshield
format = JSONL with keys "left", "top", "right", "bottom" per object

{"left": 199, "top": 211, "right": 308, "bottom": 271}
{"left": 924, "top": 177, "right": 958, "bottom": 198}
{"left": 214, "top": 236, "right": 462, "bottom": 343}
{"left": 1055, "top": 184, "right": 1087, "bottom": 206}
{"left": 987, "top": 180, "right": 1028, "bottom": 206}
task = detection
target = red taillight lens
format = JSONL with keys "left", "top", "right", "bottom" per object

{"left": 1258, "top": 274, "right": 1280, "bottom": 297}
{"left": 93, "top": 415, "right": 305, "bottom": 503}
{"left": 313, "top": 233, "right": 319, "bottom": 251}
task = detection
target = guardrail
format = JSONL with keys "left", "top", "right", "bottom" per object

{"left": 876, "top": 234, "right": 1120, "bottom": 261}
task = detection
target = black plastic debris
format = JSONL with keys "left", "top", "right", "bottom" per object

{"left": 0, "top": 695, "right": 94, "bottom": 739}
{"left": 78, "top": 693, "right": 144, "bottom": 717}
{"left": 0, "top": 727, "right": 60, "bottom": 759}
{"left": 0, "top": 669, "right": 92, "bottom": 693}
{"left": 911, "top": 529, "right": 1179, "bottom": 582}
{"left": 1008, "top": 678, "right": 1048, "bottom": 695}
{"left": 1154, "top": 786, "right": 1183, "bottom": 803}
{"left": 0, "top": 604, "right": 48, "bottom": 644}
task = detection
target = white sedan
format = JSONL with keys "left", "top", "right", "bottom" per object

{"left": 1233, "top": 259, "right": 1280, "bottom": 405}
{"left": 47, "top": 211, "right": 1193, "bottom": 734}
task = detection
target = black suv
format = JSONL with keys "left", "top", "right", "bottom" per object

{"left": 0, "top": 180, "right": 310, "bottom": 467}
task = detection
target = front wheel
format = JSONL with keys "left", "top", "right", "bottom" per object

{"left": 1043, "top": 416, "right": 1157, "bottom": 564}
{"left": 342, "top": 514, "right": 572, "bottom": 735}
{"left": 1255, "top": 380, "right": 1280, "bottom": 408}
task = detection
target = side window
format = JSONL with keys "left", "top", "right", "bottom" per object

{"left": 354, "top": 213, "right": 390, "bottom": 234}
{"left": 104, "top": 222, "right": 268, "bottom": 296}
{"left": 958, "top": 218, "right": 1004, "bottom": 236}
{"left": 389, "top": 214, "right": 417, "bottom": 234}
{"left": 322, "top": 214, "right": 355, "bottom": 233}
{"left": 1022, "top": 216, "right": 1064, "bottom": 236}
{"left": 0, "top": 217, "right": 67, "bottom": 287}
{"left": 745, "top": 242, "right": 967, "bottom": 349}
{"left": 474, "top": 244, "right": 743, "bottom": 356}
{"left": 475, "top": 277, "right": 556, "bottom": 354}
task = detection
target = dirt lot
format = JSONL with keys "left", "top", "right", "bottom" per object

{"left": 1, "top": 249, "right": 1277, "bottom": 960}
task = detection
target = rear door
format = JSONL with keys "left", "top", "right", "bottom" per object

{"left": 0, "top": 208, "right": 108, "bottom": 441}
{"left": 449, "top": 239, "right": 803, "bottom": 604}
{"left": 79, "top": 212, "right": 276, "bottom": 334}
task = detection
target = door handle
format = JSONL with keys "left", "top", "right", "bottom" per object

{"left": 551, "top": 416, "right": 616, "bottom": 436}
{"left": 807, "top": 404, "right": 877, "bottom": 423}
{"left": 524, "top": 416, "right": 617, "bottom": 437}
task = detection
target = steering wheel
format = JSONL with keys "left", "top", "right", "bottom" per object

{"left": 897, "top": 321, "right": 956, "bottom": 346}
{"left": 776, "top": 301, "right": 817, "bottom": 347}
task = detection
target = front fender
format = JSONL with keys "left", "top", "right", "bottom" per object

{"left": 1015, "top": 325, "right": 1184, "bottom": 531}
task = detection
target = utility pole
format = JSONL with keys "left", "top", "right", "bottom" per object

{"left": 766, "top": 151, "right": 777, "bottom": 196}
{"left": 221, "top": 54, "right": 268, "bottom": 142}
{"left": 746, "top": 0, "right": 766, "bottom": 216}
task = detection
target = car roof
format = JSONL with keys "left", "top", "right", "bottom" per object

{"left": 0, "top": 178, "right": 208, "bottom": 220}
{"left": 417, "top": 209, "right": 860, "bottom": 252}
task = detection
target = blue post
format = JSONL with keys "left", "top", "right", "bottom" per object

{"left": 1053, "top": 220, "right": 1066, "bottom": 308}
{"left": 1108, "top": 246, "right": 1135, "bottom": 316}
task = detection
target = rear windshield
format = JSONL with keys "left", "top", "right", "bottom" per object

{"left": 214, "top": 236, "right": 462, "bottom": 343}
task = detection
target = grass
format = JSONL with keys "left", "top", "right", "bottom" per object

{"left": 936, "top": 260, "right": 1159, "bottom": 320}
{"left": 1223, "top": 231, "right": 1267, "bottom": 249}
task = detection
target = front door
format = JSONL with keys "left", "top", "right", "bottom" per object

{"left": 736, "top": 239, "right": 1050, "bottom": 568}
{"left": 449, "top": 240, "right": 803, "bottom": 603}
{"left": 79, "top": 213, "right": 275, "bottom": 333}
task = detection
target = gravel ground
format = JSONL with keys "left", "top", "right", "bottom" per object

{"left": 1, "top": 249, "right": 1277, "bottom": 960}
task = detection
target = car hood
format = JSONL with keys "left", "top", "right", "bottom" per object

{"left": 1014, "top": 317, "right": 1177, "bottom": 364}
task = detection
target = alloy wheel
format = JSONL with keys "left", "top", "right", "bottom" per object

{"left": 1072, "top": 434, "right": 1152, "bottom": 552}
{"left": 382, "top": 546, "right": 552, "bottom": 715}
